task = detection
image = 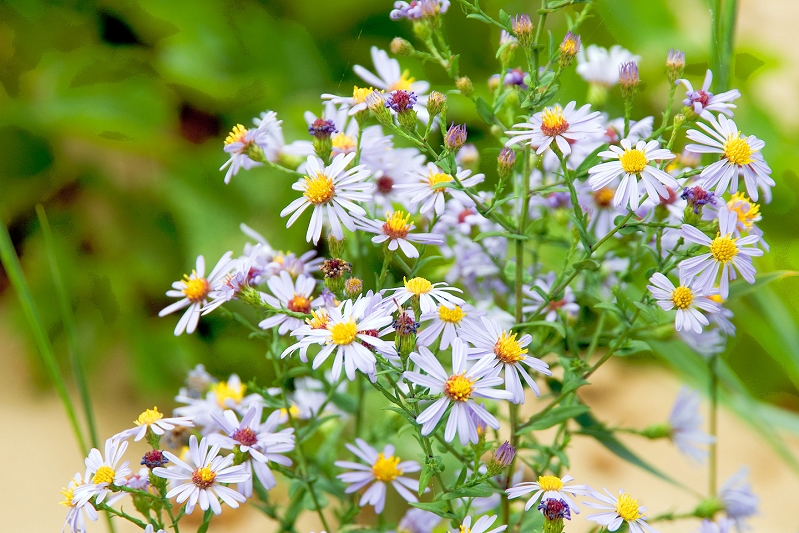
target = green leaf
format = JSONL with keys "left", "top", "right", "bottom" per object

{"left": 498, "top": 9, "right": 512, "bottom": 30}
{"left": 566, "top": 212, "right": 596, "bottom": 249}
{"left": 632, "top": 301, "right": 659, "bottom": 323}
{"left": 616, "top": 339, "right": 653, "bottom": 357}
{"left": 474, "top": 230, "right": 527, "bottom": 241}
{"left": 561, "top": 377, "right": 590, "bottom": 395}
{"left": 727, "top": 270, "right": 799, "bottom": 300}
{"left": 573, "top": 258, "right": 600, "bottom": 271}
{"left": 518, "top": 404, "right": 590, "bottom": 433}
{"left": 409, "top": 501, "right": 457, "bottom": 519}
{"left": 474, "top": 96, "right": 495, "bottom": 125}
{"left": 442, "top": 486, "right": 494, "bottom": 499}
{"left": 574, "top": 144, "right": 608, "bottom": 179}
{"left": 514, "top": 320, "right": 566, "bottom": 338}
{"left": 448, "top": 54, "right": 460, "bottom": 78}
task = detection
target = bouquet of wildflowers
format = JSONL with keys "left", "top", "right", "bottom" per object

{"left": 59, "top": 1, "right": 775, "bottom": 532}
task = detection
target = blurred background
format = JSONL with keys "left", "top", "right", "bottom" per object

{"left": 1, "top": 0, "right": 798, "bottom": 530}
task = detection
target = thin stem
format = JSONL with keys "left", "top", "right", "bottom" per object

{"left": 96, "top": 503, "right": 148, "bottom": 528}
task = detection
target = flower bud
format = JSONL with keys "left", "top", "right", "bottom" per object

{"left": 393, "top": 308, "right": 420, "bottom": 360}
{"left": 427, "top": 90, "right": 447, "bottom": 118}
{"left": 641, "top": 422, "right": 672, "bottom": 439}
{"left": 328, "top": 233, "right": 345, "bottom": 258}
{"left": 345, "top": 277, "right": 363, "bottom": 297}
{"left": 386, "top": 90, "right": 419, "bottom": 130}
{"left": 141, "top": 449, "right": 169, "bottom": 469}
{"left": 538, "top": 498, "right": 571, "bottom": 533}
{"left": 558, "top": 32, "right": 581, "bottom": 68}
{"left": 444, "top": 123, "right": 467, "bottom": 153}
{"left": 488, "top": 74, "right": 500, "bottom": 92}
{"left": 308, "top": 118, "right": 337, "bottom": 164}
{"left": 320, "top": 258, "right": 351, "bottom": 294}
{"left": 693, "top": 497, "right": 725, "bottom": 519}
{"left": 497, "top": 147, "right": 517, "bottom": 179}
{"left": 456, "top": 76, "right": 473, "bottom": 97}
{"left": 619, "top": 61, "right": 639, "bottom": 100}
{"left": 487, "top": 441, "right": 516, "bottom": 476}
{"left": 390, "top": 37, "right": 414, "bottom": 56}
{"left": 511, "top": 14, "right": 534, "bottom": 48}
{"left": 366, "top": 91, "right": 393, "bottom": 126}
{"left": 667, "top": 49, "right": 686, "bottom": 84}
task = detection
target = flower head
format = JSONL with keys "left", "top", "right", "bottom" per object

{"left": 61, "top": 472, "right": 98, "bottom": 533}
{"left": 388, "top": 276, "right": 464, "bottom": 314}
{"left": 584, "top": 487, "right": 658, "bottom": 533}
{"left": 677, "top": 70, "right": 740, "bottom": 120}
{"left": 507, "top": 474, "right": 587, "bottom": 513}
{"left": 452, "top": 514, "right": 507, "bottom": 533}
{"left": 72, "top": 438, "right": 132, "bottom": 508}
{"left": 355, "top": 211, "right": 443, "bottom": 258}
{"left": 506, "top": 101, "right": 603, "bottom": 156}
{"left": 667, "top": 387, "right": 715, "bottom": 462}
{"left": 719, "top": 468, "right": 759, "bottom": 530}
{"left": 647, "top": 272, "right": 720, "bottom": 333}
{"left": 120, "top": 407, "right": 195, "bottom": 442}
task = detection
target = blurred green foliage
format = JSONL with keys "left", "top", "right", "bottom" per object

{"left": 1, "top": 0, "right": 798, "bottom": 413}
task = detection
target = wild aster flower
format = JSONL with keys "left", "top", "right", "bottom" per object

{"left": 417, "top": 302, "right": 485, "bottom": 349}
{"left": 321, "top": 86, "right": 378, "bottom": 116}
{"left": 503, "top": 68, "right": 528, "bottom": 89}
{"left": 647, "top": 272, "right": 720, "bottom": 333}
{"left": 207, "top": 405, "right": 295, "bottom": 497}
{"left": 395, "top": 162, "right": 485, "bottom": 217}
{"left": 355, "top": 211, "right": 443, "bottom": 258}
{"left": 72, "top": 438, "right": 132, "bottom": 507}
{"left": 354, "top": 47, "right": 430, "bottom": 118}
{"left": 119, "top": 406, "right": 195, "bottom": 442}
{"left": 335, "top": 439, "right": 422, "bottom": 513}
{"left": 300, "top": 296, "right": 396, "bottom": 381}
{"left": 539, "top": 498, "right": 572, "bottom": 522}
{"left": 577, "top": 45, "right": 640, "bottom": 87}
{"left": 505, "top": 101, "right": 603, "bottom": 156}
{"left": 240, "top": 223, "right": 324, "bottom": 280}
{"left": 677, "top": 70, "right": 741, "bottom": 120}
{"left": 685, "top": 113, "right": 773, "bottom": 201}
{"left": 588, "top": 139, "right": 677, "bottom": 210}
{"left": 252, "top": 110, "right": 314, "bottom": 163}
{"left": 258, "top": 271, "right": 322, "bottom": 334}
{"left": 125, "top": 467, "right": 152, "bottom": 490}
{"left": 159, "top": 252, "right": 234, "bottom": 335}
{"left": 61, "top": 471, "right": 98, "bottom": 533}
{"left": 559, "top": 32, "right": 581, "bottom": 67}
{"left": 390, "top": 0, "right": 450, "bottom": 21}
{"left": 388, "top": 276, "right": 464, "bottom": 314}
{"left": 154, "top": 435, "right": 250, "bottom": 515}
{"left": 202, "top": 244, "right": 263, "bottom": 315}
{"left": 583, "top": 487, "right": 659, "bottom": 533}
{"left": 507, "top": 474, "right": 587, "bottom": 513}
{"left": 667, "top": 387, "right": 715, "bottom": 462}
{"left": 385, "top": 89, "right": 418, "bottom": 112}
{"left": 682, "top": 186, "right": 717, "bottom": 215}
{"left": 403, "top": 339, "right": 513, "bottom": 445}
{"left": 397, "top": 508, "right": 441, "bottom": 533}
{"left": 719, "top": 467, "right": 759, "bottom": 530}
{"left": 219, "top": 113, "right": 281, "bottom": 184}
{"left": 175, "top": 373, "right": 264, "bottom": 433}
{"left": 453, "top": 514, "right": 507, "bottom": 533}
{"left": 281, "top": 153, "right": 373, "bottom": 244}
{"left": 460, "top": 316, "right": 551, "bottom": 404}
{"left": 522, "top": 271, "right": 580, "bottom": 323}
{"left": 679, "top": 206, "right": 764, "bottom": 299}
{"left": 697, "top": 518, "right": 735, "bottom": 533}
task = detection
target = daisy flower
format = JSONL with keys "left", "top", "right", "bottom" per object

{"left": 72, "top": 438, "right": 132, "bottom": 507}
{"left": 403, "top": 338, "right": 513, "bottom": 445}
{"left": 647, "top": 272, "right": 721, "bottom": 333}
{"left": 583, "top": 487, "right": 659, "bottom": 533}
{"left": 505, "top": 101, "right": 603, "bottom": 156}
{"left": 684, "top": 114, "right": 774, "bottom": 201}
{"left": 159, "top": 252, "right": 234, "bottom": 335}
{"left": 202, "top": 244, "right": 263, "bottom": 315}
{"left": 302, "top": 102, "right": 392, "bottom": 166}
{"left": 252, "top": 110, "right": 314, "bottom": 163}
{"left": 391, "top": 0, "right": 451, "bottom": 21}
{"left": 677, "top": 70, "right": 741, "bottom": 120}
{"left": 668, "top": 387, "right": 715, "bottom": 463}
{"left": 522, "top": 271, "right": 580, "bottom": 323}
{"left": 459, "top": 316, "right": 552, "bottom": 404}
{"left": 334, "top": 439, "right": 422, "bottom": 513}
{"left": 506, "top": 474, "right": 587, "bottom": 513}
{"left": 281, "top": 152, "right": 373, "bottom": 244}
{"left": 219, "top": 117, "right": 275, "bottom": 184}
{"left": 300, "top": 296, "right": 396, "bottom": 381}
{"left": 240, "top": 223, "right": 324, "bottom": 280}
{"left": 398, "top": 508, "right": 441, "bottom": 533}
{"left": 119, "top": 406, "right": 194, "bottom": 442}
{"left": 153, "top": 435, "right": 250, "bottom": 515}
{"left": 719, "top": 467, "right": 759, "bottom": 530}
{"left": 258, "top": 271, "right": 322, "bottom": 334}
{"left": 388, "top": 276, "right": 464, "bottom": 314}
{"left": 355, "top": 210, "right": 443, "bottom": 258}
{"left": 576, "top": 45, "right": 640, "bottom": 87}
{"left": 697, "top": 518, "right": 735, "bottom": 533}
{"left": 322, "top": 86, "right": 379, "bottom": 116}
{"left": 354, "top": 46, "right": 430, "bottom": 119}
{"left": 207, "top": 405, "right": 295, "bottom": 497}
{"left": 175, "top": 373, "right": 264, "bottom": 433}
{"left": 394, "top": 162, "right": 485, "bottom": 217}
{"left": 679, "top": 206, "right": 764, "bottom": 299}
{"left": 588, "top": 139, "right": 678, "bottom": 210}
{"left": 61, "top": 471, "right": 98, "bottom": 533}
{"left": 452, "top": 514, "right": 507, "bottom": 533}
{"left": 417, "top": 303, "right": 485, "bottom": 349}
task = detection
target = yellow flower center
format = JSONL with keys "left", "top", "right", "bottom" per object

{"left": 723, "top": 133, "right": 754, "bottom": 166}
{"left": 306, "top": 309, "right": 329, "bottom": 329}
{"left": 93, "top": 466, "right": 116, "bottom": 485}
{"left": 372, "top": 453, "right": 403, "bottom": 481}
{"left": 438, "top": 304, "right": 465, "bottom": 324}
{"left": 727, "top": 192, "right": 760, "bottom": 230}
{"left": 444, "top": 373, "right": 475, "bottom": 402}
{"left": 389, "top": 70, "right": 416, "bottom": 92}
{"left": 494, "top": 331, "right": 528, "bottom": 363}
{"left": 182, "top": 273, "right": 210, "bottom": 303}
{"left": 135, "top": 407, "right": 164, "bottom": 427}
{"left": 709, "top": 294, "right": 724, "bottom": 304}
{"left": 404, "top": 276, "right": 433, "bottom": 296}
{"left": 427, "top": 171, "right": 453, "bottom": 190}
{"left": 671, "top": 286, "right": 694, "bottom": 310}
{"left": 615, "top": 492, "right": 643, "bottom": 521}
{"left": 60, "top": 478, "right": 83, "bottom": 508}
{"left": 540, "top": 105, "right": 569, "bottom": 137}
{"left": 224, "top": 124, "right": 248, "bottom": 145}
{"left": 594, "top": 187, "right": 615, "bottom": 207}
{"left": 560, "top": 38, "right": 578, "bottom": 56}
{"left": 331, "top": 133, "right": 358, "bottom": 154}
{"left": 619, "top": 149, "right": 648, "bottom": 174}
{"left": 211, "top": 380, "right": 245, "bottom": 408}
{"left": 191, "top": 466, "right": 217, "bottom": 489}
{"left": 287, "top": 294, "right": 311, "bottom": 313}
{"left": 353, "top": 86, "right": 375, "bottom": 104}
{"left": 383, "top": 211, "right": 411, "bottom": 239}
{"left": 280, "top": 404, "right": 301, "bottom": 419}
{"left": 304, "top": 173, "right": 335, "bottom": 205}
{"left": 710, "top": 234, "right": 739, "bottom": 264}
{"left": 538, "top": 475, "right": 564, "bottom": 492}
{"left": 330, "top": 318, "right": 358, "bottom": 345}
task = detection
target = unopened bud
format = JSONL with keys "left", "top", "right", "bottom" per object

{"left": 694, "top": 497, "right": 725, "bottom": 519}
{"left": 456, "top": 76, "right": 473, "bottom": 97}
{"left": 345, "top": 277, "right": 363, "bottom": 297}
{"left": 308, "top": 118, "right": 337, "bottom": 163}
{"left": 427, "top": 91, "right": 447, "bottom": 118}
{"left": 444, "top": 123, "right": 467, "bottom": 153}
{"left": 390, "top": 37, "right": 414, "bottom": 56}
{"left": 538, "top": 498, "right": 571, "bottom": 533}
{"left": 366, "top": 91, "right": 393, "bottom": 126}
{"left": 497, "top": 147, "right": 517, "bottom": 178}
{"left": 487, "top": 441, "right": 516, "bottom": 475}
{"left": 393, "top": 308, "right": 419, "bottom": 359}
{"left": 488, "top": 74, "right": 501, "bottom": 92}
{"left": 641, "top": 422, "right": 672, "bottom": 439}
{"left": 667, "top": 49, "right": 686, "bottom": 84}
{"left": 558, "top": 32, "right": 581, "bottom": 68}
{"left": 619, "top": 61, "right": 639, "bottom": 100}
{"left": 511, "top": 14, "right": 534, "bottom": 48}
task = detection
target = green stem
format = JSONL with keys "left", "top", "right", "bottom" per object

{"left": 96, "top": 503, "right": 148, "bottom": 528}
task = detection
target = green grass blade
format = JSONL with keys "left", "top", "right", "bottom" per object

{"left": 36, "top": 205, "right": 98, "bottom": 448}
{"left": 0, "top": 212, "right": 88, "bottom": 454}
